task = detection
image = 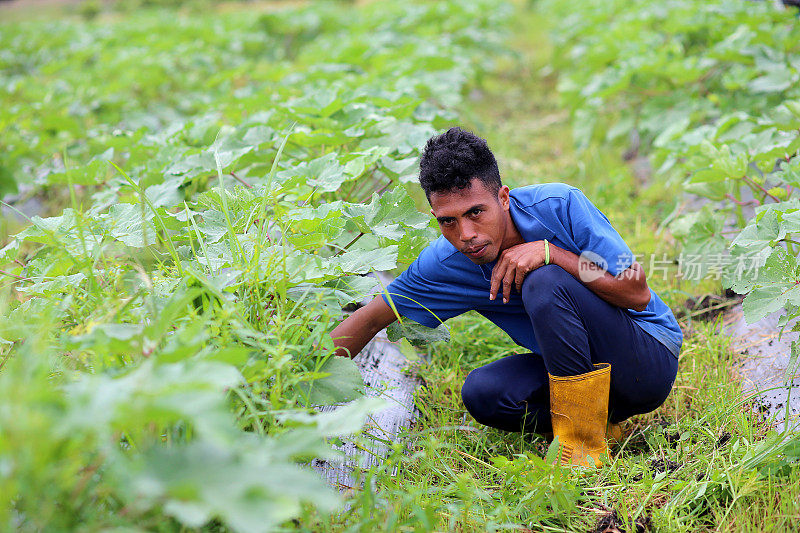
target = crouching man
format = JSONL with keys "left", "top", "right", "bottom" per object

{"left": 330, "top": 127, "right": 682, "bottom": 467}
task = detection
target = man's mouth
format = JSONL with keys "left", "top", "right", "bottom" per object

{"left": 463, "top": 244, "right": 489, "bottom": 258}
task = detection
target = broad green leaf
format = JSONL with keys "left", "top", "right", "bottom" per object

{"left": 102, "top": 203, "right": 158, "bottom": 248}
{"left": 296, "top": 356, "right": 364, "bottom": 406}
{"left": 333, "top": 246, "right": 398, "bottom": 274}
{"left": 742, "top": 248, "right": 800, "bottom": 323}
{"left": 387, "top": 319, "right": 450, "bottom": 348}
{"left": 127, "top": 440, "right": 339, "bottom": 533}
{"left": 748, "top": 66, "right": 798, "bottom": 93}
{"left": 275, "top": 396, "right": 387, "bottom": 437}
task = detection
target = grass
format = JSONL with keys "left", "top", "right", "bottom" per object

{"left": 304, "top": 3, "right": 800, "bottom": 532}
{"left": 305, "top": 312, "right": 798, "bottom": 531}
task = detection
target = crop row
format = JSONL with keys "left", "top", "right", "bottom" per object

{"left": 0, "top": 1, "right": 510, "bottom": 530}
{"left": 540, "top": 0, "right": 800, "bottom": 352}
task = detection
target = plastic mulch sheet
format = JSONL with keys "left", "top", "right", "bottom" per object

{"left": 311, "top": 333, "right": 419, "bottom": 490}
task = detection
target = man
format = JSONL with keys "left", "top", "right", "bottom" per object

{"left": 330, "top": 127, "right": 681, "bottom": 467}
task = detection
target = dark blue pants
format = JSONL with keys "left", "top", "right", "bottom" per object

{"left": 460, "top": 264, "right": 678, "bottom": 434}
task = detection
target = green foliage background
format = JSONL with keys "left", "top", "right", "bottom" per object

{"left": 0, "top": 1, "right": 510, "bottom": 530}
{"left": 540, "top": 0, "right": 800, "bottom": 377}
{"left": 4, "top": 0, "right": 800, "bottom": 530}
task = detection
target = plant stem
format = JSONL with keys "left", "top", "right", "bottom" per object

{"left": 0, "top": 269, "right": 28, "bottom": 280}
{"left": 336, "top": 232, "right": 365, "bottom": 255}
{"left": 229, "top": 171, "right": 253, "bottom": 189}
{"left": 743, "top": 175, "right": 782, "bottom": 203}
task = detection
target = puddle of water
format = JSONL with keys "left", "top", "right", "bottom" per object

{"left": 723, "top": 304, "right": 800, "bottom": 432}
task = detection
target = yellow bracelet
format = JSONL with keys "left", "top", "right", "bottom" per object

{"left": 544, "top": 239, "right": 550, "bottom": 265}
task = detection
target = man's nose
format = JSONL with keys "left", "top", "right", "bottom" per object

{"left": 459, "top": 220, "right": 477, "bottom": 242}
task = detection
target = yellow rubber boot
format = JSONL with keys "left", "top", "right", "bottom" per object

{"left": 549, "top": 362, "right": 611, "bottom": 468}
{"left": 544, "top": 422, "right": 621, "bottom": 447}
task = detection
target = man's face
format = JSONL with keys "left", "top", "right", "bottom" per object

{"left": 429, "top": 179, "right": 512, "bottom": 265}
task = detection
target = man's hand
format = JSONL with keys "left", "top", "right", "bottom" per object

{"left": 489, "top": 240, "right": 548, "bottom": 304}
{"left": 330, "top": 295, "right": 398, "bottom": 358}
{"left": 489, "top": 240, "right": 651, "bottom": 311}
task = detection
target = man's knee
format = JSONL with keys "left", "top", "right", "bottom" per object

{"left": 610, "top": 374, "right": 675, "bottom": 422}
{"left": 521, "top": 264, "right": 575, "bottom": 313}
{"left": 609, "top": 396, "right": 666, "bottom": 424}
{"left": 460, "top": 367, "right": 501, "bottom": 424}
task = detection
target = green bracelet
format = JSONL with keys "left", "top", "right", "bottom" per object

{"left": 544, "top": 239, "right": 550, "bottom": 265}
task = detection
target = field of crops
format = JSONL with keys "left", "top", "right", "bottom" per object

{"left": 0, "top": 1, "right": 509, "bottom": 529}
{"left": 2, "top": 0, "right": 800, "bottom": 531}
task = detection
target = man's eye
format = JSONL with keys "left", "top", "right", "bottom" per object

{"left": 440, "top": 219, "right": 455, "bottom": 226}
{"left": 470, "top": 209, "right": 482, "bottom": 217}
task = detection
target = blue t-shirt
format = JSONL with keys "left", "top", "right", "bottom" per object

{"left": 382, "top": 182, "right": 683, "bottom": 358}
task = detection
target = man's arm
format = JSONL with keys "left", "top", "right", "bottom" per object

{"left": 330, "top": 296, "right": 399, "bottom": 358}
{"left": 489, "top": 241, "right": 651, "bottom": 312}
{"left": 549, "top": 244, "right": 651, "bottom": 311}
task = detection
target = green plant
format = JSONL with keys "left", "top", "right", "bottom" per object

{"left": 0, "top": 0, "right": 512, "bottom": 529}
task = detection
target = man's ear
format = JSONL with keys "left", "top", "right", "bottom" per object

{"left": 497, "top": 185, "right": 511, "bottom": 209}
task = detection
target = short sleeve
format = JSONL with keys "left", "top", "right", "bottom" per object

{"left": 565, "top": 188, "right": 635, "bottom": 276}
{"left": 380, "top": 246, "right": 471, "bottom": 328}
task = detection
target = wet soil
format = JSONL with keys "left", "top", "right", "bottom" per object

{"left": 716, "top": 430, "right": 732, "bottom": 448}
{"left": 592, "top": 509, "right": 651, "bottom": 533}
{"left": 649, "top": 457, "right": 680, "bottom": 475}
{"left": 676, "top": 288, "right": 743, "bottom": 323}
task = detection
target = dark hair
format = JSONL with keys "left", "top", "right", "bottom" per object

{"left": 418, "top": 127, "right": 501, "bottom": 200}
